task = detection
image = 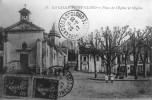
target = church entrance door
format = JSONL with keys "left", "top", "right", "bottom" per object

{"left": 20, "top": 54, "right": 28, "bottom": 70}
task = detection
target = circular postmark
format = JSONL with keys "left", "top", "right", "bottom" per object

{"left": 58, "top": 10, "right": 89, "bottom": 41}
{"left": 47, "top": 66, "right": 74, "bottom": 98}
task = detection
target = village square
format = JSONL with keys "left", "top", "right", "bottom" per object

{"left": 1, "top": 0, "right": 152, "bottom": 100}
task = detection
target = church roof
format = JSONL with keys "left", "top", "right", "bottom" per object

{"left": 51, "top": 22, "right": 56, "bottom": 32}
{"left": 45, "top": 37, "right": 65, "bottom": 55}
{"left": 5, "top": 7, "right": 44, "bottom": 32}
{"left": 19, "top": 8, "right": 31, "bottom": 15}
{"left": 4, "top": 20, "right": 44, "bottom": 32}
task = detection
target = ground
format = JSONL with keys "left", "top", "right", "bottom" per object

{"left": 0, "top": 70, "right": 152, "bottom": 100}
{"left": 60, "top": 70, "right": 152, "bottom": 100}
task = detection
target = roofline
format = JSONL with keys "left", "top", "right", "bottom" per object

{"left": 5, "top": 29, "right": 44, "bottom": 32}
{"left": 4, "top": 20, "right": 44, "bottom": 32}
{"left": 4, "top": 21, "right": 21, "bottom": 31}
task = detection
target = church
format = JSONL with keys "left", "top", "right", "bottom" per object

{"left": 3, "top": 7, "right": 67, "bottom": 74}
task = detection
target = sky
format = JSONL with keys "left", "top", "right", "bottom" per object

{"left": 0, "top": 0, "right": 152, "bottom": 36}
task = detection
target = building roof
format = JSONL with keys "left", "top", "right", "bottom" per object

{"left": 49, "top": 22, "right": 61, "bottom": 38}
{"left": 4, "top": 20, "right": 44, "bottom": 32}
{"left": 19, "top": 8, "right": 31, "bottom": 15}
{"left": 79, "top": 46, "right": 93, "bottom": 54}
{"left": 5, "top": 7, "right": 44, "bottom": 32}
{"left": 45, "top": 38, "right": 66, "bottom": 55}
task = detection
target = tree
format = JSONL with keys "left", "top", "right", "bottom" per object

{"left": 128, "top": 27, "right": 152, "bottom": 79}
{"left": 98, "top": 26, "right": 129, "bottom": 76}
{"left": 121, "top": 39, "right": 131, "bottom": 77}
{"left": 78, "top": 31, "right": 100, "bottom": 78}
{"left": 139, "top": 27, "right": 152, "bottom": 78}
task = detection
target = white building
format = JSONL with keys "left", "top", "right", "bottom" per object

{"left": 77, "top": 46, "right": 105, "bottom": 72}
{"left": 3, "top": 7, "right": 67, "bottom": 74}
{"left": 77, "top": 46, "right": 150, "bottom": 75}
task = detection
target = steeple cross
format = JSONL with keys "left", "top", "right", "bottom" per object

{"left": 24, "top": 4, "right": 27, "bottom": 8}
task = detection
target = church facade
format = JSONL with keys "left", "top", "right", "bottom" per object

{"left": 3, "top": 7, "right": 67, "bottom": 74}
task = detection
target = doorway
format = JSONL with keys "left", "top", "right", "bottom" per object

{"left": 20, "top": 54, "right": 28, "bottom": 70}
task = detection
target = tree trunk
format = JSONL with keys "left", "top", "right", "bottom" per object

{"left": 74, "top": 53, "right": 78, "bottom": 71}
{"left": 134, "top": 56, "right": 138, "bottom": 79}
{"left": 93, "top": 55, "right": 97, "bottom": 78}
{"left": 125, "top": 58, "right": 128, "bottom": 77}
{"left": 109, "top": 62, "right": 111, "bottom": 75}
{"left": 124, "top": 53, "right": 128, "bottom": 77}
{"left": 150, "top": 50, "right": 152, "bottom": 76}
{"left": 116, "top": 55, "right": 120, "bottom": 78}
{"left": 143, "top": 63, "right": 146, "bottom": 78}
{"left": 106, "top": 55, "right": 110, "bottom": 75}
{"left": 133, "top": 52, "right": 139, "bottom": 79}
{"left": 117, "top": 62, "right": 120, "bottom": 78}
{"left": 106, "top": 58, "right": 111, "bottom": 76}
{"left": 134, "top": 64, "right": 138, "bottom": 79}
{"left": 106, "top": 64, "right": 109, "bottom": 75}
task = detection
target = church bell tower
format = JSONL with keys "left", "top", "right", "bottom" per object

{"left": 19, "top": 4, "right": 31, "bottom": 21}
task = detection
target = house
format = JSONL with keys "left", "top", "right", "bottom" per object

{"left": 77, "top": 41, "right": 151, "bottom": 75}
{"left": 61, "top": 40, "right": 78, "bottom": 67}
{"left": 3, "top": 7, "right": 67, "bottom": 74}
{"left": 112, "top": 54, "right": 151, "bottom": 75}
{"left": 77, "top": 46, "right": 105, "bottom": 72}
{"left": 42, "top": 22, "right": 67, "bottom": 68}
{"left": 62, "top": 40, "right": 77, "bottom": 50}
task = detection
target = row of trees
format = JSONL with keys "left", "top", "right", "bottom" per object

{"left": 78, "top": 25, "right": 152, "bottom": 79}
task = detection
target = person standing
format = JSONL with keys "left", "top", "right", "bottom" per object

{"left": 105, "top": 74, "right": 109, "bottom": 83}
{"left": 110, "top": 74, "right": 114, "bottom": 83}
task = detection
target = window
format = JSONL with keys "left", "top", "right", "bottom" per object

{"left": 83, "top": 56, "right": 86, "bottom": 61}
{"left": 138, "top": 65, "right": 143, "bottom": 72}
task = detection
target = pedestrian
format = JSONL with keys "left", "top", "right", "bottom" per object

{"left": 110, "top": 74, "right": 114, "bottom": 83}
{"left": 105, "top": 74, "right": 108, "bottom": 83}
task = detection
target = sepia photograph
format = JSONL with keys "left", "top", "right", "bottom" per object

{"left": 0, "top": 0, "right": 152, "bottom": 100}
